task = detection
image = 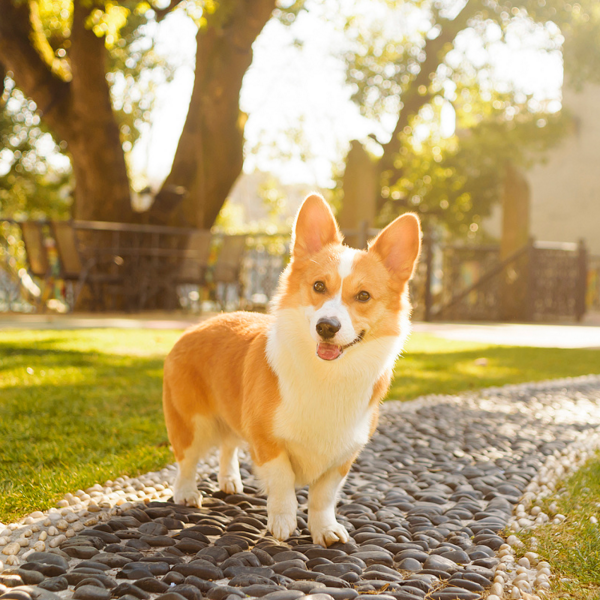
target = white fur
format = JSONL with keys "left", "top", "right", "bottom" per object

{"left": 309, "top": 247, "right": 359, "bottom": 346}
{"left": 255, "top": 452, "right": 298, "bottom": 541}
{"left": 266, "top": 307, "right": 405, "bottom": 486}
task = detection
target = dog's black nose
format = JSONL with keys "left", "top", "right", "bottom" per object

{"left": 316, "top": 317, "right": 341, "bottom": 340}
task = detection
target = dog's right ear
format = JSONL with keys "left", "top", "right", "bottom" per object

{"left": 292, "top": 194, "right": 342, "bottom": 261}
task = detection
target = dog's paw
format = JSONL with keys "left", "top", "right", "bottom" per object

{"left": 268, "top": 512, "right": 297, "bottom": 541}
{"left": 218, "top": 474, "right": 243, "bottom": 494}
{"left": 173, "top": 483, "right": 202, "bottom": 507}
{"left": 310, "top": 521, "right": 349, "bottom": 547}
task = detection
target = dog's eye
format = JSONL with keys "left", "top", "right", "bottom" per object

{"left": 357, "top": 291, "right": 371, "bottom": 303}
{"left": 313, "top": 281, "right": 326, "bottom": 293}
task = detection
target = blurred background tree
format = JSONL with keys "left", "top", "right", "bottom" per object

{"left": 0, "top": 0, "right": 599, "bottom": 234}
{"left": 0, "top": 0, "right": 276, "bottom": 226}
{"left": 340, "top": 0, "right": 600, "bottom": 236}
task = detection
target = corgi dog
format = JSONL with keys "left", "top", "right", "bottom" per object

{"left": 163, "top": 194, "right": 421, "bottom": 547}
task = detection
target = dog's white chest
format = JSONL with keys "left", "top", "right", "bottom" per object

{"left": 273, "top": 381, "right": 374, "bottom": 485}
{"left": 266, "top": 312, "right": 401, "bottom": 486}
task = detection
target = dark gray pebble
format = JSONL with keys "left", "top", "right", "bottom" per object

{"left": 241, "top": 585, "right": 285, "bottom": 597}
{"left": 206, "top": 587, "right": 244, "bottom": 600}
{"left": 260, "top": 591, "right": 305, "bottom": 600}
{"left": 316, "top": 589, "right": 358, "bottom": 600}
{"left": 111, "top": 583, "right": 151, "bottom": 599}
{"left": 73, "top": 585, "right": 111, "bottom": 600}
{"left": 169, "top": 584, "right": 202, "bottom": 600}
{"left": 38, "top": 578, "right": 68, "bottom": 593}
{"left": 134, "top": 579, "right": 169, "bottom": 594}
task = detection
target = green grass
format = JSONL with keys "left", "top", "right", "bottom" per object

{"left": 0, "top": 328, "right": 599, "bottom": 524}
{"left": 517, "top": 455, "right": 600, "bottom": 599}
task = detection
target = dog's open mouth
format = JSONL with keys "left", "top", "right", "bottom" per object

{"left": 316, "top": 330, "right": 365, "bottom": 361}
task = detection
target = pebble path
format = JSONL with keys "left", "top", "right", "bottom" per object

{"left": 2, "top": 375, "right": 600, "bottom": 600}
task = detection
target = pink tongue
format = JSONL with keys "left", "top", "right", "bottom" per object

{"left": 317, "top": 343, "right": 342, "bottom": 361}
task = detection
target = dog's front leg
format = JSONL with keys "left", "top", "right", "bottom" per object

{"left": 308, "top": 465, "right": 350, "bottom": 547}
{"left": 256, "top": 452, "right": 298, "bottom": 541}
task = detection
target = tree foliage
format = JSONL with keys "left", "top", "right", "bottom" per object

{"left": 0, "top": 0, "right": 277, "bottom": 226}
{"left": 341, "top": 0, "right": 600, "bottom": 236}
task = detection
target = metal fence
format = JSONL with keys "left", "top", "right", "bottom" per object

{"left": 0, "top": 218, "right": 593, "bottom": 321}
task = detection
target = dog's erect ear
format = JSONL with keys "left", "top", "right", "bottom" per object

{"left": 292, "top": 194, "right": 342, "bottom": 261}
{"left": 370, "top": 213, "right": 421, "bottom": 281}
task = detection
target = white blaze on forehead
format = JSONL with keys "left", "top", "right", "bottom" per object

{"left": 337, "top": 247, "right": 359, "bottom": 284}
{"left": 308, "top": 246, "right": 359, "bottom": 347}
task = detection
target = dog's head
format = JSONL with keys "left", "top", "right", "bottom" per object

{"left": 273, "top": 194, "right": 421, "bottom": 362}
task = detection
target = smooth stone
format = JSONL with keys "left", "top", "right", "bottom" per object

{"left": 304, "top": 595, "right": 335, "bottom": 600}
{"left": 0, "top": 591, "right": 33, "bottom": 600}
{"left": 206, "top": 587, "right": 243, "bottom": 600}
{"left": 283, "top": 568, "right": 319, "bottom": 581}
{"left": 351, "top": 552, "right": 393, "bottom": 567}
{"left": 446, "top": 579, "right": 484, "bottom": 592}
{"left": 73, "top": 586, "right": 111, "bottom": 600}
{"left": 314, "top": 575, "right": 350, "bottom": 589}
{"left": 20, "top": 565, "right": 64, "bottom": 579}
{"left": 124, "top": 562, "right": 169, "bottom": 576}
{"left": 0, "top": 577, "right": 23, "bottom": 589}
{"left": 272, "top": 560, "right": 307, "bottom": 574}
{"left": 63, "top": 545, "right": 99, "bottom": 558}
{"left": 289, "top": 582, "right": 326, "bottom": 593}
{"left": 430, "top": 589, "right": 480, "bottom": 600}
{"left": 172, "top": 562, "right": 223, "bottom": 580}
{"left": 111, "top": 583, "right": 151, "bottom": 599}
{"left": 316, "top": 590, "right": 358, "bottom": 600}
{"left": 240, "top": 585, "right": 285, "bottom": 597}
{"left": 169, "top": 585, "right": 201, "bottom": 600}
{"left": 229, "top": 574, "right": 274, "bottom": 587}
{"left": 24, "top": 554, "right": 68, "bottom": 570}
{"left": 74, "top": 579, "right": 107, "bottom": 590}
{"left": 138, "top": 523, "right": 169, "bottom": 537}
{"left": 260, "top": 591, "right": 305, "bottom": 600}
{"left": 162, "top": 573, "right": 185, "bottom": 586}
{"left": 423, "top": 555, "right": 458, "bottom": 573}
{"left": 91, "top": 555, "right": 131, "bottom": 569}
{"left": 134, "top": 579, "right": 169, "bottom": 594}
{"left": 394, "top": 550, "right": 428, "bottom": 563}
{"left": 155, "top": 594, "right": 190, "bottom": 600}
{"left": 37, "top": 579, "right": 68, "bottom": 593}
{"left": 396, "top": 559, "right": 421, "bottom": 572}
{"left": 313, "top": 564, "right": 362, "bottom": 577}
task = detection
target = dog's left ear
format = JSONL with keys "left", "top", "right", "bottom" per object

{"left": 292, "top": 194, "right": 342, "bottom": 261}
{"left": 370, "top": 212, "right": 421, "bottom": 281}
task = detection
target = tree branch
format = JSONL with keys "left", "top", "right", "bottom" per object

{"left": 153, "top": 0, "right": 186, "bottom": 22}
{"left": 378, "top": 0, "right": 483, "bottom": 179}
{"left": 0, "top": 0, "right": 72, "bottom": 139}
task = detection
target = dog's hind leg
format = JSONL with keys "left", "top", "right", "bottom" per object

{"left": 172, "top": 415, "right": 219, "bottom": 507}
{"left": 218, "top": 435, "right": 244, "bottom": 494}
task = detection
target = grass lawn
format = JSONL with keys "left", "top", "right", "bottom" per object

{"left": 517, "top": 455, "right": 600, "bottom": 599}
{"left": 1, "top": 327, "right": 599, "bottom": 524}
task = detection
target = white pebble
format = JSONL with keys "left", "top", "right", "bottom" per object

{"left": 488, "top": 596, "right": 501, "bottom": 600}
{"left": 5, "top": 555, "right": 19, "bottom": 566}
{"left": 2, "top": 542, "right": 20, "bottom": 555}
{"left": 590, "top": 516, "right": 598, "bottom": 524}
{"left": 29, "top": 511, "right": 44, "bottom": 519}
{"left": 17, "top": 537, "right": 30, "bottom": 547}
{"left": 55, "top": 500, "right": 69, "bottom": 508}
{"left": 42, "top": 519, "right": 51, "bottom": 527}
{"left": 32, "top": 541, "right": 45, "bottom": 552}
{"left": 511, "top": 586, "right": 521, "bottom": 599}
{"left": 84, "top": 517, "right": 99, "bottom": 527}
{"left": 507, "top": 535, "right": 519, "bottom": 546}
{"left": 48, "top": 534, "right": 66, "bottom": 548}
{"left": 518, "top": 557, "right": 531, "bottom": 569}
{"left": 0, "top": 537, "right": 7, "bottom": 546}
{"left": 72, "top": 522, "right": 84, "bottom": 532}
{"left": 530, "top": 506, "right": 541, "bottom": 516}
{"left": 65, "top": 513, "right": 79, "bottom": 523}
{"left": 47, "top": 526, "right": 58, "bottom": 536}
{"left": 490, "top": 583, "right": 503, "bottom": 595}
{"left": 22, "top": 529, "right": 32, "bottom": 538}
{"left": 65, "top": 529, "right": 76, "bottom": 538}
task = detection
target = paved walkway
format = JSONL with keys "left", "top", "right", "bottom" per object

{"left": 2, "top": 312, "right": 600, "bottom": 349}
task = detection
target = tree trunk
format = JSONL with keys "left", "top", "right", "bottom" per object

{"left": 150, "top": 0, "right": 277, "bottom": 229}
{"left": 67, "top": 1, "right": 133, "bottom": 222}
{"left": 0, "top": 0, "right": 133, "bottom": 223}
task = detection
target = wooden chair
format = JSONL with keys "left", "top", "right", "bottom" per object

{"left": 51, "top": 221, "right": 126, "bottom": 311}
{"left": 19, "top": 221, "right": 53, "bottom": 311}
{"left": 141, "top": 230, "right": 213, "bottom": 311}
{"left": 213, "top": 235, "right": 247, "bottom": 309}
